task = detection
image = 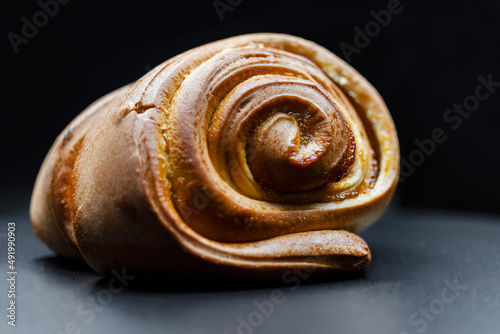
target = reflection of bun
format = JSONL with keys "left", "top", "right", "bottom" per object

{"left": 30, "top": 33, "right": 399, "bottom": 278}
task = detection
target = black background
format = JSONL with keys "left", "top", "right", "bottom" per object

{"left": 2, "top": 2, "right": 500, "bottom": 334}
{"left": 3, "top": 0, "right": 500, "bottom": 214}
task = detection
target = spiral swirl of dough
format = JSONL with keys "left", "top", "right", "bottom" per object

{"left": 31, "top": 34, "right": 399, "bottom": 277}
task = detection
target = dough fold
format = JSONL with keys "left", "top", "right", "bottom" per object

{"left": 30, "top": 33, "right": 399, "bottom": 278}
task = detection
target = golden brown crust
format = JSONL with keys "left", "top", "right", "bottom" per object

{"left": 30, "top": 33, "right": 399, "bottom": 278}
{"left": 30, "top": 86, "right": 130, "bottom": 260}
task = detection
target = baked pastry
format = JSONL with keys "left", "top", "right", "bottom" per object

{"left": 30, "top": 33, "right": 399, "bottom": 278}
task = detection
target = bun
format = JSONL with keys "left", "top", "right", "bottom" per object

{"left": 30, "top": 33, "right": 399, "bottom": 278}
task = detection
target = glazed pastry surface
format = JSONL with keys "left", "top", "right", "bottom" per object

{"left": 30, "top": 33, "right": 399, "bottom": 278}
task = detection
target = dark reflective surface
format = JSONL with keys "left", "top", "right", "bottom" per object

{"left": 1, "top": 205, "right": 500, "bottom": 334}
